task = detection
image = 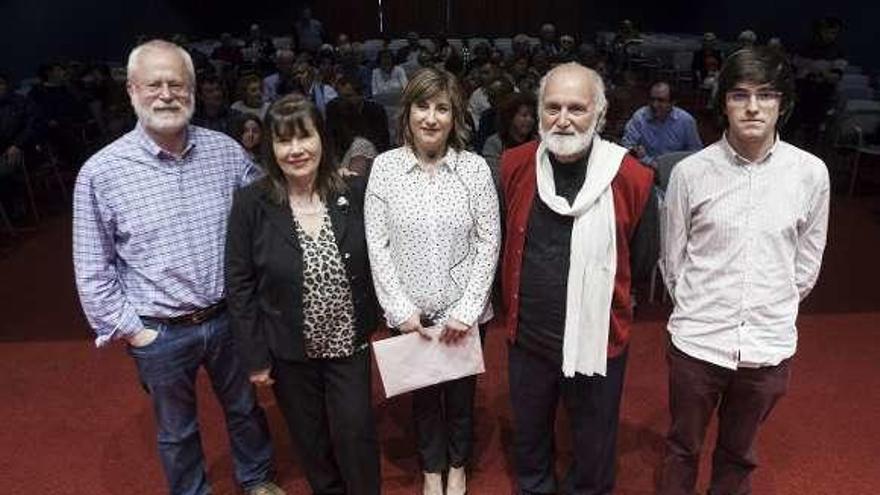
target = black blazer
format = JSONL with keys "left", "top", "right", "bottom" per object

{"left": 225, "top": 176, "right": 378, "bottom": 372}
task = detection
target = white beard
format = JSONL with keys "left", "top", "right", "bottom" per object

{"left": 133, "top": 98, "right": 194, "bottom": 134}
{"left": 539, "top": 125, "right": 595, "bottom": 158}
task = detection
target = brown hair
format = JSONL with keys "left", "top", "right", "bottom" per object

{"left": 261, "top": 94, "right": 345, "bottom": 204}
{"left": 497, "top": 91, "right": 537, "bottom": 148}
{"left": 236, "top": 73, "right": 262, "bottom": 103}
{"left": 397, "top": 67, "right": 470, "bottom": 151}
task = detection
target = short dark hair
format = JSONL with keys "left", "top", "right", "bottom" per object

{"left": 397, "top": 67, "right": 470, "bottom": 150}
{"left": 261, "top": 95, "right": 345, "bottom": 204}
{"left": 649, "top": 80, "right": 674, "bottom": 101}
{"left": 713, "top": 47, "right": 795, "bottom": 129}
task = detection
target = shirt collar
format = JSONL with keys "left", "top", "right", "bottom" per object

{"left": 649, "top": 106, "right": 678, "bottom": 123}
{"left": 134, "top": 122, "right": 196, "bottom": 160}
{"left": 402, "top": 145, "right": 459, "bottom": 174}
{"left": 721, "top": 132, "right": 779, "bottom": 166}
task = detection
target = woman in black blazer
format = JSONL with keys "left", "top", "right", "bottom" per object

{"left": 225, "top": 95, "right": 380, "bottom": 495}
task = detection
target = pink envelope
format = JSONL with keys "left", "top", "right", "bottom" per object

{"left": 372, "top": 325, "right": 485, "bottom": 398}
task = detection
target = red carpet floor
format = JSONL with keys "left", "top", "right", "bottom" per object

{"left": 2, "top": 196, "right": 879, "bottom": 494}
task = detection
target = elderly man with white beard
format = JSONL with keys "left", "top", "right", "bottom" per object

{"left": 498, "top": 63, "right": 657, "bottom": 495}
{"left": 72, "top": 40, "right": 284, "bottom": 495}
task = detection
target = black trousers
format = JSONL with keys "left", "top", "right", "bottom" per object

{"left": 412, "top": 374, "right": 477, "bottom": 473}
{"left": 272, "top": 349, "right": 381, "bottom": 495}
{"left": 509, "top": 343, "right": 628, "bottom": 495}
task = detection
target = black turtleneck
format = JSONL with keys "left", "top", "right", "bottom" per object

{"left": 516, "top": 152, "right": 588, "bottom": 365}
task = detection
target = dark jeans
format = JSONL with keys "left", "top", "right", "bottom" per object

{"left": 128, "top": 312, "right": 275, "bottom": 495}
{"left": 509, "top": 343, "right": 628, "bottom": 495}
{"left": 271, "top": 349, "right": 381, "bottom": 495}
{"left": 659, "top": 343, "right": 791, "bottom": 495}
{"left": 412, "top": 374, "right": 477, "bottom": 473}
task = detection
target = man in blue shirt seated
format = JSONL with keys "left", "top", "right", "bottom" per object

{"left": 621, "top": 81, "right": 703, "bottom": 165}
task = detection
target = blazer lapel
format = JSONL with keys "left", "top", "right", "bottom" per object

{"left": 257, "top": 192, "right": 302, "bottom": 251}
{"left": 326, "top": 193, "right": 349, "bottom": 249}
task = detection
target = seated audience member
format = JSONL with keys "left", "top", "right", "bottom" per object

{"left": 371, "top": 49, "right": 408, "bottom": 141}
{"left": 621, "top": 81, "right": 703, "bottom": 165}
{"left": 192, "top": 75, "right": 240, "bottom": 136}
{"left": 293, "top": 61, "right": 337, "bottom": 117}
{"left": 294, "top": 6, "right": 325, "bottom": 54}
{"left": 791, "top": 16, "right": 847, "bottom": 147}
{"left": 558, "top": 34, "right": 577, "bottom": 62}
{"left": 539, "top": 23, "right": 561, "bottom": 57}
{"left": 735, "top": 30, "right": 759, "bottom": 53}
{"left": 326, "top": 75, "right": 390, "bottom": 152}
{"left": 371, "top": 49, "right": 408, "bottom": 97}
{"left": 337, "top": 44, "right": 372, "bottom": 98}
{"left": 468, "top": 61, "right": 499, "bottom": 131}
{"left": 511, "top": 33, "right": 534, "bottom": 60}
{"left": 212, "top": 32, "right": 244, "bottom": 66}
{"left": 226, "top": 95, "right": 381, "bottom": 495}
{"left": 474, "top": 77, "right": 514, "bottom": 152}
{"left": 0, "top": 72, "right": 38, "bottom": 166}
{"left": 692, "top": 32, "right": 723, "bottom": 89}
{"left": 231, "top": 74, "right": 270, "bottom": 121}
{"left": 0, "top": 71, "right": 39, "bottom": 218}
{"left": 29, "top": 61, "right": 89, "bottom": 165}
{"left": 244, "top": 23, "right": 277, "bottom": 74}
{"left": 481, "top": 91, "right": 537, "bottom": 176}
{"left": 231, "top": 113, "right": 264, "bottom": 163}
{"left": 330, "top": 113, "right": 378, "bottom": 177}
{"left": 263, "top": 49, "right": 298, "bottom": 103}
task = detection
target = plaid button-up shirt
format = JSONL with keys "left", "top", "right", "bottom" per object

{"left": 73, "top": 123, "right": 260, "bottom": 346}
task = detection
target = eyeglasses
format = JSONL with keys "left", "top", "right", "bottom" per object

{"left": 133, "top": 80, "right": 191, "bottom": 97}
{"left": 726, "top": 89, "right": 782, "bottom": 107}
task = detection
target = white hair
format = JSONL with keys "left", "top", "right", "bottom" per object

{"left": 537, "top": 62, "right": 607, "bottom": 134}
{"left": 127, "top": 39, "right": 195, "bottom": 86}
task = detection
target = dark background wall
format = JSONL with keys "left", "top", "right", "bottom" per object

{"left": 0, "top": 0, "right": 871, "bottom": 80}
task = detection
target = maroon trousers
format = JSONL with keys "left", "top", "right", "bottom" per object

{"left": 659, "top": 343, "right": 791, "bottom": 495}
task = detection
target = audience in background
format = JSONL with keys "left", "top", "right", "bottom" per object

{"left": 231, "top": 73, "right": 270, "bottom": 121}
{"left": 480, "top": 90, "right": 537, "bottom": 176}
{"left": 230, "top": 113, "right": 264, "bottom": 163}
{"left": 621, "top": 81, "right": 704, "bottom": 165}
{"left": 192, "top": 74, "right": 240, "bottom": 136}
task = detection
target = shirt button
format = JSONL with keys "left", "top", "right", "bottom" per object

{"left": 518, "top": 227, "right": 525, "bottom": 234}
{"left": 343, "top": 252, "right": 351, "bottom": 259}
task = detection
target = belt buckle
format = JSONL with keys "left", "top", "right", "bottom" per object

{"left": 190, "top": 309, "right": 209, "bottom": 325}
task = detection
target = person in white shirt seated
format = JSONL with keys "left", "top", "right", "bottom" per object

{"left": 658, "top": 47, "right": 830, "bottom": 495}
{"left": 231, "top": 74, "right": 270, "bottom": 121}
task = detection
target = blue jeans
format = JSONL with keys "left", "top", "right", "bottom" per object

{"left": 128, "top": 312, "right": 275, "bottom": 495}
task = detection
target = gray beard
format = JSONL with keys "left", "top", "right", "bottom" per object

{"left": 539, "top": 126, "right": 594, "bottom": 158}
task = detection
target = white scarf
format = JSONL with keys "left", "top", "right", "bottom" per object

{"left": 535, "top": 137, "right": 627, "bottom": 377}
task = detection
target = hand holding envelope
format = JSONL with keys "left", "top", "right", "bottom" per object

{"left": 372, "top": 324, "right": 485, "bottom": 398}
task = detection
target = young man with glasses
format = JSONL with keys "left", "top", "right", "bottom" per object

{"left": 658, "top": 47, "right": 830, "bottom": 494}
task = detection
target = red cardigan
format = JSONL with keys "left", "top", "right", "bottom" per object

{"left": 499, "top": 140, "right": 654, "bottom": 358}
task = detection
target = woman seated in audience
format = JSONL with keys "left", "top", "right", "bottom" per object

{"left": 364, "top": 67, "right": 501, "bottom": 495}
{"left": 226, "top": 95, "right": 381, "bottom": 495}
{"left": 371, "top": 49, "right": 409, "bottom": 142}
{"left": 481, "top": 91, "right": 537, "bottom": 176}
{"left": 327, "top": 103, "right": 377, "bottom": 176}
{"left": 231, "top": 113, "right": 264, "bottom": 163}
{"left": 230, "top": 73, "right": 270, "bottom": 121}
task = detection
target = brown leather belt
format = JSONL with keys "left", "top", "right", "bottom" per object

{"left": 144, "top": 300, "right": 227, "bottom": 326}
